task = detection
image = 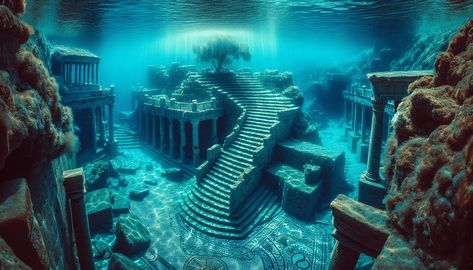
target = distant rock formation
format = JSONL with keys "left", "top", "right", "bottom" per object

{"left": 385, "top": 19, "right": 473, "bottom": 269}
{"left": 390, "top": 30, "right": 455, "bottom": 71}
{"left": 0, "top": 2, "right": 76, "bottom": 179}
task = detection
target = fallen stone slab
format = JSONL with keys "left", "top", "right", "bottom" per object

{"left": 111, "top": 192, "right": 130, "bottom": 217}
{"left": 0, "top": 178, "right": 49, "bottom": 270}
{"left": 162, "top": 167, "right": 182, "bottom": 181}
{"left": 113, "top": 214, "right": 151, "bottom": 257}
{"left": 85, "top": 188, "right": 113, "bottom": 233}
{"left": 110, "top": 155, "right": 140, "bottom": 174}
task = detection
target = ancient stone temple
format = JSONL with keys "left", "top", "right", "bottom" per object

{"left": 51, "top": 46, "right": 117, "bottom": 162}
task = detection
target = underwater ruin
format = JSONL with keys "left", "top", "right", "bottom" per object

{"left": 0, "top": 1, "right": 472, "bottom": 269}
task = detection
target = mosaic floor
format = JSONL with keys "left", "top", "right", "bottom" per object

{"left": 93, "top": 119, "right": 371, "bottom": 270}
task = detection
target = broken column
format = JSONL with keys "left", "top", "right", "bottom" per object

{"left": 63, "top": 168, "right": 95, "bottom": 270}
{"left": 359, "top": 71, "right": 432, "bottom": 209}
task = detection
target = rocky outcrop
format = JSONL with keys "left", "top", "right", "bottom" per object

{"left": 385, "top": 19, "right": 473, "bottom": 268}
{"left": 0, "top": 2, "right": 76, "bottom": 179}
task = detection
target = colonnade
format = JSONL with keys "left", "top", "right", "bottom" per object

{"left": 88, "top": 102, "right": 115, "bottom": 155}
{"left": 62, "top": 62, "right": 99, "bottom": 85}
{"left": 142, "top": 112, "right": 218, "bottom": 167}
{"left": 344, "top": 85, "right": 394, "bottom": 164}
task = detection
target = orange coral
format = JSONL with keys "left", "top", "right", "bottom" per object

{"left": 385, "top": 19, "right": 473, "bottom": 268}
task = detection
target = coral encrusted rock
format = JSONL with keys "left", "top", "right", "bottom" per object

{"left": 385, "top": 19, "right": 473, "bottom": 269}
{"left": 113, "top": 214, "right": 151, "bottom": 257}
{"left": 0, "top": 2, "right": 76, "bottom": 178}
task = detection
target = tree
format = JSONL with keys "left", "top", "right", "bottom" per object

{"left": 193, "top": 36, "right": 251, "bottom": 73}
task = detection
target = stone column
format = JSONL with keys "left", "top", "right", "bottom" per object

{"left": 152, "top": 114, "right": 158, "bottom": 148}
{"left": 90, "top": 107, "right": 97, "bottom": 155}
{"left": 63, "top": 168, "right": 96, "bottom": 270}
{"left": 328, "top": 242, "right": 360, "bottom": 270}
{"left": 192, "top": 120, "right": 200, "bottom": 166}
{"left": 144, "top": 112, "right": 150, "bottom": 144}
{"left": 160, "top": 116, "right": 165, "bottom": 153}
{"left": 365, "top": 99, "right": 386, "bottom": 181}
{"left": 108, "top": 100, "right": 118, "bottom": 155}
{"left": 353, "top": 102, "right": 360, "bottom": 136}
{"left": 95, "top": 63, "right": 99, "bottom": 84}
{"left": 169, "top": 119, "right": 175, "bottom": 157}
{"left": 357, "top": 105, "right": 369, "bottom": 163}
{"left": 98, "top": 107, "right": 105, "bottom": 146}
{"left": 359, "top": 99, "right": 387, "bottom": 209}
{"left": 344, "top": 98, "right": 350, "bottom": 133}
{"left": 180, "top": 121, "right": 186, "bottom": 162}
{"left": 211, "top": 117, "right": 218, "bottom": 145}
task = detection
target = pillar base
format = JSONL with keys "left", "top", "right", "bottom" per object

{"left": 359, "top": 172, "right": 386, "bottom": 210}
{"left": 349, "top": 133, "right": 360, "bottom": 153}
{"left": 108, "top": 140, "right": 119, "bottom": 156}
{"left": 356, "top": 143, "right": 369, "bottom": 163}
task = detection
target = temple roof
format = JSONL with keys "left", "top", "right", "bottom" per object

{"left": 51, "top": 45, "right": 100, "bottom": 62}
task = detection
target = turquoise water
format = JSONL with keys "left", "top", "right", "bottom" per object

{"left": 19, "top": 1, "right": 473, "bottom": 269}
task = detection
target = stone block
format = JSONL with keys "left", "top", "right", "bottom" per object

{"left": 85, "top": 188, "right": 113, "bottom": 233}
{"left": 303, "top": 164, "right": 321, "bottom": 184}
{"left": 282, "top": 176, "right": 322, "bottom": 221}
{"left": 275, "top": 139, "right": 345, "bottom": 185}
{"left": 111, "top": 155, "right": 140, "bottom": 174}
{"left": 0, "top": 178, "right": 49, "bottom": 270}
{"left": 113, "top": 214, "right": 151, "bottom": 257}
{"left": 111, "top": 192, "right": 130, "bottom": 217}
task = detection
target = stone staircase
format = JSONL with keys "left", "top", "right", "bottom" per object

{"left": 114, "top": 125, "right": 141, "bottom": 150}
{"left": 179, "top": 72, "right": 299, "bottom": 239}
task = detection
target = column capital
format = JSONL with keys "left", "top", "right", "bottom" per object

{"left": 371, "top": 98, "right": 387, "bottom": 112}
{"left": 63, "top": 168, "right": 85, "bottom": 197}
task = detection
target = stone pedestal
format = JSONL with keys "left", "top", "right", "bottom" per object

{"left": 359, "top": 172, "right": 386, "bottom": 210}
{"left": 63, "top": 168, "right": 95, "bottom": 270}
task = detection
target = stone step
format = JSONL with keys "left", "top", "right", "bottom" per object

{"left": 245, "top": 117, "right": 278, "bottom": 125}
{"left": 215, "top": 156, "right": 248, "bottom": 172}
{"left": 244, "top": 122, "right": 274, "bottom": 130}
{"left": 192, "top": 187, "right": 229, "bottom": 208}
{"left": 240, "top": 125, "right": 270, "bottom": 135}
{"left": 227, "top": 145, "right": 254, "bottom": 159}
{"left": 239, "top": 130, "right": 270, "bottom": 139}
{"left": 207, "top": 170, "right": 237, "bottom": 186}
{"left": 230, "top": 142, "right": 257, "bottom": 155}
{"left": 237, "top": 133, "right": 265, "bottom": 143}
{"left": 201, "top": 177, "right": 231, "bottom": 195}
{"left": 199, "top": 180, "right": 230, "bottom": 201}
{"left": 233, "top": 140, "right": 260, "bottom": 151}
{"left": 219, "top": 153, "right": 252, "bottom": 168}
{"left": 212, "top": 163, "right": 242, "bottom": 179}
{"left": 225, "top": 147, "right": 254, "bottom": 161}
{"left": 187, "top": 193, "right": 230, "bottom": 217}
